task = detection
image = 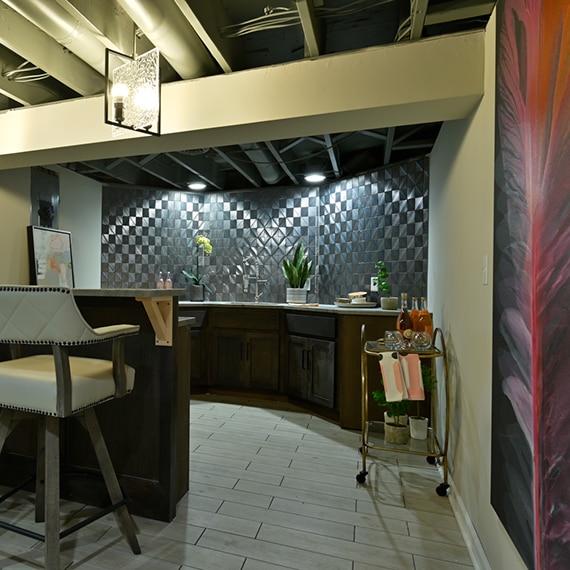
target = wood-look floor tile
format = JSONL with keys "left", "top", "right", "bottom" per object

{"left": 197, "top": 528, "right": 352, "bottom": 570}
{"left": 256, "top": 523, "right": 415, "bottom": 570}
{"left": 218, "top": 500, "right": 355, "bottom": 540}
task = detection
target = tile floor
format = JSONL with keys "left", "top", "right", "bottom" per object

{"left": 0, "top": 395, "right": 474, "bottom": 569}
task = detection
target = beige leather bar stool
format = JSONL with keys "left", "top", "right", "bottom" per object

{"left": 0, "top": 286, "right": 141, "bottom": 569}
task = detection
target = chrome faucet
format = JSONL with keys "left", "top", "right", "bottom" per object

{"left": 243, "top": 255, "right": 268, "bottom": 302}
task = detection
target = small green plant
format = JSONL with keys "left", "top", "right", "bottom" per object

{"left": 282, "top": 243, "right": 313, "bottom": 288}
{"left": 372, "top": 389, "right": 411, "bottom": 425}
{"left": 374, "top": 261, "right": 391, "bottom": 295}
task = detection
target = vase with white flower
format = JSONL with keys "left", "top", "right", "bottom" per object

{"left": 183, "top": 234, "right": 213, "bottom": 301}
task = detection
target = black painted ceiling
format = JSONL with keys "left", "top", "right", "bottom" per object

{"left": 0, "top": 0, "right": 495, "bottom": 191}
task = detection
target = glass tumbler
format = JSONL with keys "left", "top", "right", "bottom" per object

{"left": 384, "top": 330, "right": 404, "bottom": 350}
{"left": 411, "top": 331, "right": 432, "bottom": 351}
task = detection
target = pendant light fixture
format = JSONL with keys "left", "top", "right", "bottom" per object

{"left": 104, "top": 37, "right": 161, "bottom": 137}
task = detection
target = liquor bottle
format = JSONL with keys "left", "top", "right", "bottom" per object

{"left": 157, "top": 271, "right": 165, "bottom": 289}
{"left": 396, "top": 292, "right": 413, "bottom": 342}
{"left": 165, "top": 271, "right": 173, "bottom": 289}
{"left": 410, "top": 296, "right": 420, "bottom": 331}
{"left": 418, "top": 296, "right": 434, "bottom": 337}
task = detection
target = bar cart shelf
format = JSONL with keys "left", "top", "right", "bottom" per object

{"left": 356, "top": 325, "right": 450, "bottom": 496}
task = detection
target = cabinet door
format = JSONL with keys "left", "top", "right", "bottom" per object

{"left": 308, "top": 339, "right": 335, "bottom": 408}
{"left": 288, "top": 335, "right": 308, "bottom": 399}
{"left": 211, "top": 330, "right": 244, "bottom": 387}
{"left": 247, "top": 332, "right": 280, "bottom": 391}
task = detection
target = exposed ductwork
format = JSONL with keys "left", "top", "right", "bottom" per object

{"left": 239, "top": 143, "right": 284, "bottom": 186}
{"left": 2, "top": 0, "right": 108, "bottom": 74}
{"left": 116, "top": 0, "right": 219, "bottom": 79}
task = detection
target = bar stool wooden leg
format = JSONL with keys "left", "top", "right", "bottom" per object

{"left": 44, "top": 415, "right": 60, "bottom": 570}
{"left": 0, "top": 409, "right": 14, "bottom": 452}
{"left": 35, "top": 417, "right": 46, "bottom": 523}
{"left": 82, "top": 409, "right": 141, "bottom": 555}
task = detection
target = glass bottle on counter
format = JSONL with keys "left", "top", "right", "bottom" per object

{"left": 418, "top": 296, "right": 434, "bottom": 337}
{"left": 410, "top": 296, "right": 420, "bottom": 331}
{"left": 396, "top": 292, "right": 413, "bottom": 342}
{"left": 157, "top": 271, "right": 165, "bottom": 289}
{"left": 165, "top": 271, "right": 173, "bottom": 289}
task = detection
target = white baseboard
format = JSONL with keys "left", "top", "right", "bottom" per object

{"left": 441, "top": 470, "right": 491, "bottom": 570}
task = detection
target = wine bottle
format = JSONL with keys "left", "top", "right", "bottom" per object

{"left": 165, "top": 271, "right": 173, "bottom": 289}
{"left": 157, "top": 271, "right": 165, "bottom": 289}
{"left": 418, "top": 296, "right": 434, "bottom": 337}
{"left": 396, "top": 292, "right": 413, "bottom": 342}
{"left": 410, "top": 296, "right": 420, "bottom": 331}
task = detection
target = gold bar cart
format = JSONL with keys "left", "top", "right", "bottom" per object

{"left": 356, "top": 324, "right": 450, "bottom": 496}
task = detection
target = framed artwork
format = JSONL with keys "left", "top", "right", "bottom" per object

{"left": 27, "top": 226, "right": 75, "bottom": 287}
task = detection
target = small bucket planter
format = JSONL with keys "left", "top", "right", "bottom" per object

{"left": 384, "top": 422, "right": 410, "bottom": 445}
{"left": 409, "top": 416, "right": 429, "bottom": 440}
{"left": 380, "top": 297, "right": 399, "bottom": 310}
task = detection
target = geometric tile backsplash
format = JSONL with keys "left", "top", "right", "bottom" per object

{"left": 101, "top": 156, "right": 429, "bottom": 303}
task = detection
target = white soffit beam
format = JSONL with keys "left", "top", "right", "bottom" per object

{"left": 0, "top": 30, "right": 485, "bottom": 169}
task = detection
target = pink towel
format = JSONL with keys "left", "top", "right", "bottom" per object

{"left": 399, "top": 353, "right": 424, "bottom": 400}
{"left": 378, "top": 352, "right": 408, "bottom": 402}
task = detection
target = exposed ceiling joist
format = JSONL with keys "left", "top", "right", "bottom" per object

{"left": 410, "top": 0, "right": 429, "bottom": 40}
{"left": 295, "top": 0, "right": 322, "bottom": 57}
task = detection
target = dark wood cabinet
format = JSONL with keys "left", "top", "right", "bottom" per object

{"left": 179, "top": 308, "right": 208, "bottom": 390}
{"left": 288, "top": 334, "right": 335, "bottom": 408}
{"left": 286, "top": 313, "right": 336, "bottom": 410}
{"left": 210, "top": 308, "right": 280, "bottom": 392}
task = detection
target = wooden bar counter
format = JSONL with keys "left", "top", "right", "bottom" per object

{"left": 0, "top": 288, "right": 193, "bottom": 522}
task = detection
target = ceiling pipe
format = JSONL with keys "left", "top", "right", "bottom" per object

{"left": 1, "top": 0, "right": 108, "bottom": 74}
{"left": 240, "top": 143, "right": 284, "bottom": 186}
{"left": 116, "top": 0, "right": 219, "bottom": 79}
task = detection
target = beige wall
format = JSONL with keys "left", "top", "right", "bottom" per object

{"left": 0, "top": 167, "right": 101, "bottom": 287}
{"left": 429, "top": 12, "right": 526, "bottom": 570}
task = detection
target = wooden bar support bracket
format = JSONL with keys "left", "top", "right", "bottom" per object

{"left": 136, "top": 297, "right": 174, "bottom": 346}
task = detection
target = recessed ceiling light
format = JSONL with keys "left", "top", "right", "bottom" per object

{"left": 188, "top": 182, "right": 206, "bottom": 190}
{"left": 304, "top": 173, "right": 326, "bottom": 183}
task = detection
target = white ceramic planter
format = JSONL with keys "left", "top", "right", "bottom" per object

{"left": 409, "top": 416, "right": 429, "bottom": 440}
{"left": 286, "top": 288, "right": 307, "bottom": 304}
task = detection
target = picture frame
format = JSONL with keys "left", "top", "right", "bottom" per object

{"left": 27, "top": 226, "right": 75, "bottom": 287}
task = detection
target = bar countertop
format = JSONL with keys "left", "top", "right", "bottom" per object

{"left": 179, "top": 300, "right": 399, "bottom": 316}
{"left": 73, "top": 288, "right": 186, "bottom": 297}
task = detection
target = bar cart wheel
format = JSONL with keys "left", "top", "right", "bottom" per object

{"left": 356, "top": 470, "right": 368, "bottom": 484}
{"left": 436, "top": 483, "right": 450, "bottom": 497}
{"left": 426, "top": 456, "right": 437, "bottom": 465}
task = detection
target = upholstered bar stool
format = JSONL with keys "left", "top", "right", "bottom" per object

{"left": 0, "top": 286, "right": 141, "bottom": 569}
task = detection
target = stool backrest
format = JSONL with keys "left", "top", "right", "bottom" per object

{"left": 0, "top": 286, "right": 111, "bottom": 345}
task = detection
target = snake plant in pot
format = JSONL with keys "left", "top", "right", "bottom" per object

{"left": 282, "top": 243, "right": 313, "bottom": 304}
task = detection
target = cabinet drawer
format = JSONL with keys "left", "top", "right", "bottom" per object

{"left": 286, "top": 313, "right": 336, "bottom": 339}
{"left": 211, "top": 308, "right": 279, "bottom": 330}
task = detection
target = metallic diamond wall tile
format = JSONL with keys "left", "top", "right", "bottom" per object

{"left": 101, "top": 157, "right": 429, "bottom": 302}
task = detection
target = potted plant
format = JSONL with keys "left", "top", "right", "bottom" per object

{"left": 374, "top": 261, "right": 398, "bottom": 310}
{"left": 409, "top": 364, "right": 437, "bottom": 440}
{"left": 183, "top": 234, "right": 213, "bottom": 301}
{"left": 282, "top": 243, "right": 313, "bottom": 303}
{"left": 372, "top": 389, "right": 411, "bottom": 444}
